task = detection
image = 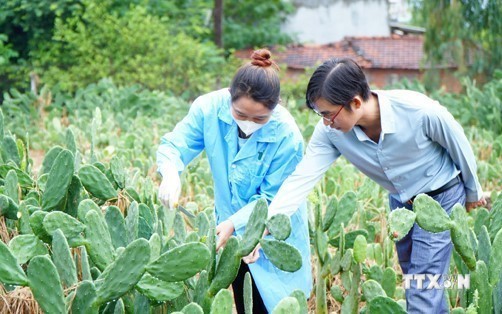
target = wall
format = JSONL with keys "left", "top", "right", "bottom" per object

{"left": 282, "top": 0, "right": 390, "bottom": 44}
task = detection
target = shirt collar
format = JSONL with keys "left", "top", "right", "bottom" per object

{"left": 373, "top": 90, "right": 396, "bottom": 134}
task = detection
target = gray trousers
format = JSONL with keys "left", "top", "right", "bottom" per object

{"left": 389, "top": 182, "right": 466, "bottom": 314}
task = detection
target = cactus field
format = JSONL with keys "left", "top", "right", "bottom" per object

{"left": 1, "top": 81, "right": 502, "bottom": 314}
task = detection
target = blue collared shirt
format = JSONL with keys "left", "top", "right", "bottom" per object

{"left": 269, "top": 90, "right": 483, "bottom": 216}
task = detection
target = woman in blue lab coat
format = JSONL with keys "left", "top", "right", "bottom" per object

{"left": 157, "top": 49, "right": 312, "bottom": 312}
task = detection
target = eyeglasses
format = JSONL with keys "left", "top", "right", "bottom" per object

{"left": 313, "top": 105, "right": 344, "bottom": 123}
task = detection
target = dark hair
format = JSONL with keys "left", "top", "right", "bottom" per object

{"left": 230, "top": 49, "right": 280, "bottom": 110}
{"left": 306, "top": 58, "right": 370, "bottom": 111}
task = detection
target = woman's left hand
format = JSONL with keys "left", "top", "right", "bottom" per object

{"left": 243, "top": 244, "right": 261, "bottom": 264}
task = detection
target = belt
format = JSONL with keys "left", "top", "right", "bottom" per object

{"left": 406, "top": 176, "right": 461, "bottom": 205}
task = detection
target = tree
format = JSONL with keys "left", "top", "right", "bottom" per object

{"left": 412, "top": 0, "right": 502, "bottom": 80}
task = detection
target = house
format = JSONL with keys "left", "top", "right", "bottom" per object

{"left": 235, "top": 34, "right": 461, "bottom": 92}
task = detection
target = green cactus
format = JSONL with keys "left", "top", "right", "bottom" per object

{"left": 322, "top": 196, "right": 338, "bottom": 232}
{"left": 239, "top": 198, "right": 268, "bottom": 256}
{"left": 193, "top": 270, "right": 210, "bottom": 310}
{"left": 260, "top": 238, "right": 302, "bottom": 272}
{"left": 244, "top": 272, "right": 253, "bottom": 314}
{"left": 207, "top": 227, "right": 217, "bottom": 282}
{"left": 0, "top": 194, "right": 18, "bottom": 219}
{"left": 0, "top": 240, "right": 29, "bottom": 285}
{"left": 316, "top": 228, "right": 329, "bottom": 263}
{"left": 327, "top": 191, "right": 357, "bottom": 238}
{"left": 0, "top": 165, "right": 33, "bottom": 188}
{"left": 9, "top": 234, "right": 48, "bottom": 264}
{"left": 368, "top": 296, "right": 407, "bottom": 314}
{"left": 488, "top": 197, "right": 502, "bottom": 241}
{"left": 341, "top": 248, "right": 353, "bottom": 272}
{"left": 148, "top": 232, "right": 161, "bottom": 262}
{"left": 71, "top": 280, "right": 99, "bottom": 314}
{"left": 52, "top": 229, "right": 78, "bottom": 288}
{"left": 95, "top": 238, "right": 150, "bottom": 306}
{"left": 381, "top": 267, "right": 397, "bottom": 299}
{"left": 17, "top": 202, "right": 32, "bottom": 234}
{"left": 489, "top": 227, "right": 502, "bottom": 285}
{"left": 210, "top": 289, "right": 233, "bottom": 314}
{"left": 362, "top": 280, "right": 386, "bottom": 302}
{"left": 315, "top": 263, "right": 328, "bottom": 314}
{"left": 272, "top": 296, "right": 300, "bottom": 314}
{"left": 289, "top": 289, "right": 308, "bottom": 314}
{"left": 196, "top": 211, "right": 210, "bottom": 238}
{"left": 470, "top": 260, "right": 493, "bottom": 313}
{"left": 451, "top": 308, "right": 466, "bottom": 314}
{"left": 65, "top": 175, "right": 83, "bottom": 217}
{"left": 388, "top": 207, "right": 416, "bottom": 241}
{"left": 136, "top": 273, "right": 184, "bottom": 302}
{"left": 477, "top": 225, "right": 491, "bottom": 268}
{"left": 138, "top": 203, "right": 155, "bottom": 239}
{"left": 330, "top": 250, "right": 342, "bottom": 275}
{"left": 208, "top": 236, "right": 241, "bottom": 296}
{"left": 41, "top": 146, "right": 64, "bottom": 175}
{"left": 330, "top": 285, "right": 344, "bottom": 303}
{"left": 1, "top": 134, "right": 20, "bottom": 166}
{"left": 27, "top": 255, "right": 66, "bottom": 314}
{"left": 29, "top": 210, "right": 51, "bottom": 243}
{"left": 78, "top": 164, "right": 118, "bottom": 200}
{"left": 4, "top": 169, "right": 19, "bottom": 204}
{"left": 43, "top": 210, "right": 86, "bottom": 242}
{"left": 267, "top": 213, "right": 292, "bottom": 241}
{"left": 79, "top": 245, "right": 92, "bottom": 281}
{"left": 181, "top": 302, "right": 204, "bottom": 314}
{"left": 147, "top": 242, "right": 210, "bottom": 282}
{"left": 450, "top": 204, "right": 477, "bottom": 271}
{"left": 353, "top": 234, "right": 367, "bottom": 263}
{"left": 330, "top": 229, "right": 369, "bottom": 249}
{"left": 473, "top": 207, "right": 490, "bottom": 235}
{"left": 84, "top": 210, "right": 116, "bottom": 271}
{"left": 413, "top": 194, "right": 454, "bottom": 232}
{"left": 125, "top": 201, "right": 140, "bottom": 244}
{"left": 42, "top": 149, "right": 74, "bottom": 211}
{"left": 105, "top": 205, "right": 128, "bottom": 249}
{"left": 110, "top": 156, "right": 126, "bottom": 189}
{"left": 77, "top": 198, "right": 101, "bottom": 222}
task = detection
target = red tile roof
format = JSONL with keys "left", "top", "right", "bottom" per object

{"left": 235, "top": 35, "right": 457, "bottom": 71}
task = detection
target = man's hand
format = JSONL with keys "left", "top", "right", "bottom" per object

{"left": 242, "top": 244, "right": 261, "bottom": 264}
{"left": 216, "top": 220, "right": 235, "bottom": 250}
{"left": 466, "top": 196, "right": 487, "bottom": 212}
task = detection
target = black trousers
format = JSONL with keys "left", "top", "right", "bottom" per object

{"left": 232, "top": 262, "right": 268, "bottom": 314}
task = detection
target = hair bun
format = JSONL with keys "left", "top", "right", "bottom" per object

{"left": 250, "top": 49, "right": 275, "bottom": 68}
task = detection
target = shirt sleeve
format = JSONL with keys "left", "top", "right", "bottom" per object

{"left": 156, "top": 97, "right": 206, "bottom": 175}
{"left": 423, "top": 103, "right": 483, "bottom": 202}
{"left": 267, "top": 121, "right": 340, "bottom": 219}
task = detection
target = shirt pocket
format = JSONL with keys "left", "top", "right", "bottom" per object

{"left": 231, "top": 160, "right": 267, "bottom": 200}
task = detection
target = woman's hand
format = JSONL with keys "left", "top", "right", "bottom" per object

{"left": 216, "top": 220, "right": 235, "bottom": 250}
{"left": 242, "top": 244, "right": 261, "bottom": 264}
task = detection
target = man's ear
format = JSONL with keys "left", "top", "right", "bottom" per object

{"left": 351, "top": 96, "right": 363, "bottom": 109}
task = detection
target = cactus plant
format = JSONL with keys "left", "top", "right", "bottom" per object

{"left": 244, "top": 272, "right": 253, "bottom": 314}
{"left": 210, "top": 289, "right": 233, "bottom": 314}
{"left": 42, "top": 149, "right": 74, "bottom": 211}
{"left": 84, "top": 210, "right": 116, "bottom": 271}
{"left": 105, "top": 205, "right": 128, "bottom": 249}
{"left": 71, "top": 280, "right": 99, "bottom": 314}
{"left": 362, "top": 279, "right": 386, "bottom": 302}
{"left": 27, "top": 255, "right": 66, "bottom": 314}
{"left": 272, "top": 296, "right": 300, "bottom": 314}
{"left": 78, "top": 164, "right": 118, "bottom": 200}
{"left": 450, "top": 204, "right": 477, "bottom": 270}
{"left": 260, "top": 238, "right": 302, "bottom": 272}
{"left": 239, "top": 198, "right": 268, "bottom": 256}
{"left": 388, "top": 207, "right": 416, "bottom": 241}
{"left": 51, "top": 229, "right": 78, "bottom": 288}
{"left": 0, "top": 241, "right": 29, "bottom": 286}
{"left": 267, "top": 213, "right": 292, "bottom": 241}
{"left": 413, "top": 194, "right": 454, "bottom": 232}
{"left": 208, "top": 236, "right": 241, "bottom": 296}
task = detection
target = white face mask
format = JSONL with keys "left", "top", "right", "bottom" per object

{"left": 234, "top": 119, "right": 266, "bottom": 136}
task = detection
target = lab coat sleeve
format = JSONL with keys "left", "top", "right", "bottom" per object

{"left": 267, "top": 122, "right": 340, "bottom": 219}
{"left": 423, "top": 102, "right": 483, "bottom": 202}
{"left": 228, "top": 130, "right": 304, "bottom": 230}
{"left": 156, "top": 97, "right": 206, "bottom": 175}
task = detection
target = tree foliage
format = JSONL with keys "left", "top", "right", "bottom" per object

{"left": 412, "top": 0, "right": 502, "bottom": 80}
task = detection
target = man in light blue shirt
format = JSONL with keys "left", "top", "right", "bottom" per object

{"left": 257, "top": 58, "right": 486, "bottom": 313}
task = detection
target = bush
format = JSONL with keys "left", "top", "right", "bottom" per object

{"left": 34, "top": 3, "right": 232, "bottom": 98}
